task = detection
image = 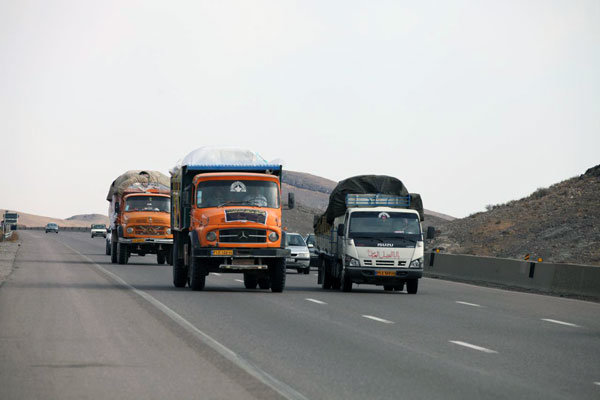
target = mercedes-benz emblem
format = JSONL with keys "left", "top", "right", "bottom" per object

{"left": 238, "top": 231, "right": 248, "bottom": 240}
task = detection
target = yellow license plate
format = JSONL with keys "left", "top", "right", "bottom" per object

{"left": 376, "top": 270, "right": 396, "bottom": 276}
{"left": 132, "top": 238, "right": 145, "bottom": 243}
{"left": 212, "top": 249, "right": 233, "bottom": 256}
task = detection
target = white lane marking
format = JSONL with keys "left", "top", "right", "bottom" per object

{"left": 362, "top": 315, "right": 394, "bottom": 324}
{"left": 541, "top": 319, "right": 581, "bottom": 328}
{"left": 456, "top": 301, "right": 482, "bottom": 308}
{"left": 212, "top": 273, "right": 221, "bottom": 276}
{"left": 234, "top": 279, "right": 244, "bottom": 283}
{"left": 594, "top": 381, "right": 600, "bottom": 386}
{"left": 59, "top": 242, "right": 309, "bottom": 400}
{"left": 305, "top": 298, "right": 327, "bottom": 305}
{"left": 449, "top": 341, "right": 498, "bottom": 354}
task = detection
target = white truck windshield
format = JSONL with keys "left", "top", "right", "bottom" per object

{"left": 349, "top": 211, "right": 421, "bottom": 237}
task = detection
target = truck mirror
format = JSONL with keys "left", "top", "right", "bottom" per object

{"left": 426, "top": 226, "right": 435, "bottom": 240}
{"left": 288, "top": 193, "right": 295, "bottom": 209}
{"left": 115, "top": 202, "right": 120, "bottom": 213}
{"left": 337, "top": 224, "right": 345, "bottom": 236}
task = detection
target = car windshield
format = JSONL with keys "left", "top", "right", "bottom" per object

{"left": 125, "top": 196, "right": 170, "bottom": 212}
{"left": 47, "top": 224, "right": 57, "bottom": 228}
{"left": 196, "top": 180, "right": 280, "bottom": 208}
{"left": 92, "top": 224, "right": 105, "bottom": 229}
{"left": 286, "top": 234, "right": 306, "bottom": 247}
{"left": 349, "top": 211, "right": 421, "bottom": 238}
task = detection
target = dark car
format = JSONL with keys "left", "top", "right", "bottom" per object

{"left": 305, "top": 233, "right": 318, "bottom": 267}
{"left": 45, "top": 223, "right": 59, "bottom": 233}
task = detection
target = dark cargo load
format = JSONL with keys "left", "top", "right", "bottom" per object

{"left": 314, "top": 175, "right": 423, "bottom": 234}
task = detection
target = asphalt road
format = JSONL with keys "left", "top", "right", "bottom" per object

{"left": 1, "top": 231, "right": 599, "bottom": 399}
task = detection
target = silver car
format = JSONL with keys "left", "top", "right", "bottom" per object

{"left": 285, "top": 233, "right": 310, "bottom": 274}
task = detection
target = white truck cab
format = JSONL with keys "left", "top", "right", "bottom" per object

{"left": 315, "top": 194, "right": 434, "bottom": 293}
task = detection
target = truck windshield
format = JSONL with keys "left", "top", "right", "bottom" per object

{"left": 196, "top": 180, "right": 280, "bottom": 209}
{"left": 349, "top": 212, "right": 421, "bottom": 238}
{"left": 125, "top": 196, "right": 170, "bottom": 212}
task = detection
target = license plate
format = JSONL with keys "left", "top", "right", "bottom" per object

{"left": 286, "top": 258, "right": 295, "bottom": 262}
{"left": 376, "top": 270, "right": 396, "bottom": 276}
{"left": 132, "top": 238, "right": 145, "bottom": 243}
{"left": 212, "top": 249, "right": 233, "bottom": 256}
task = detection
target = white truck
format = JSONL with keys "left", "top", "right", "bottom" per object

{"left": 314, "top": 176, "right": 434, "bottom": 293}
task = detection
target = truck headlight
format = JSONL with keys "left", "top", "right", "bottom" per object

{"left": 409, "top": 257, "right": 423, "bottom": 269}
{"left": 166, "top": 228, "right": 171, "bottom": 235}
{"left": 126, "top": 227, "right": 133, "bottom": 234}
{"left": 268, "top": 232, "right": 279, "bottom": 242}
{"left": 345, "top": 255, "right": 360, "bottom": 267}
{"left": 206, "top": 231, "right": 217, "bottom": 241}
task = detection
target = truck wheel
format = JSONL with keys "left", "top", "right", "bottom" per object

{"left": 383, "top": 285, "right": 394, "bottom": 291}
{"left": 243, "top": 273, "right": 258, "bottom": 289}
{"left": 105, "top": 240, "right": 111, "bottom": 256}
{"left": 269, "top": 258, "right": 286, "bottom": 293}
{"left": 157, "top": 253, "right": 166, "bottom": 265}
{"left": 110, "top": 236, "right": 118, "bottom": 264}
{"left": 341, "top": 269, "right": 352, "bottom": 292}
{"left": 406, "top": 279, "right": 419, "bottom": 294}
{"left": 172, "top": 244, "right": 187, "bottom": 288}
{"left": 394, "top": 282, "right": 405, "bottom": 291}
{"left": 189, "top": 257, "right": 206, "bottom": 291}
{"left": 303, "top": 267, "right": 310, "bottom": 275}
{"left": 117, "top": 243, "right": 128, "bottom": 265}
{"left": 321, "top": 264, "right": 332, "bottom": 289}
{"left": 258, "top": 277, "right": 270, "bottom": 289}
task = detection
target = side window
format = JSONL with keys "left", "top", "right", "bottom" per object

{"left": 196, "top": 189, "right": 202, "bottom": 207}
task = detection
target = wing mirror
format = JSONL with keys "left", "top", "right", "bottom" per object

{"left": 287, "top": 192, "right": 295, "bottom": 209}
{"left": 115, "top": 202, "right": 121, "bottom": 213}
{"left": 337, "top": 224, "right": 345, "bottom": 236}
{"left": 426, "top": 226, "right": 435, "bottom": 240}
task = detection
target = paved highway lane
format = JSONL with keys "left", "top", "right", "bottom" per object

{"left": 2, "top": 231, "right": 600, "bottom": 399}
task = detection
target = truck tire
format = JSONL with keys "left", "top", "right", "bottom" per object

{"left": 105, "top": 240, "right": 111, "bottom": 255}
{"left": 269, "top": 258, "right": 286, "bottom": 293}
{"left": 111, "top": 240, "right": 117, "bottom": 263}
{"left": 303, "top": 267, "right": 310, "bottom": 275}
{"left": 394, "top": 282, "right": 405, "bottom": 291}
{"left": 243, "top": 273, "right": 258, "bottom": 289}
{"left": 258, "top": 277, "right": 270, "bottom": 289}
{"left": 341, "top": 269, "right": 352, "bottom": 292}
{"left": 172, "top": 244, "right": 187, "bottom": 288}
{"left": 189, "top": 256, "right": 206, "bottom": 291}
{"left": 406, "top": 279, "right": 419, "bottom": 294}
{"left": 157, "top": 253, "right": 166, "bottom": 265}
{"left": 117, "top": 243, "right": 129, "bottom": 265}
{"left": 321, "top": 259, "right": 332, "bottom": 290}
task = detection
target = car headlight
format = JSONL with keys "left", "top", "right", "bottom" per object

{"left": 299, "top": 252, "right": 310, "bottom": 258}
{"left": 409, "top": 257, "right": 423, "bottom": 269}
{"left": 126, "top": 227, "right": 133, "bottom": 234}
{"left": 345, "top": 255, "right": 360, "bottom": 267}
{"left": 206, "top": 231, "right": 217, "bottom": 241}
{"left": 268, "top": 232, "right": 279, "bottom": 242}
{"left": 166, "top": 228, "right": 171, "bottom": 235}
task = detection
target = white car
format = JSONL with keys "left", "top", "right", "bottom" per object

{"left": 91, "top": 224, "right": 107, "bottom": 238}
{"left": 285, "top": 233, "right": 311, "bottom": 274}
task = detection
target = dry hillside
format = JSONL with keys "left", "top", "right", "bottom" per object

{"left": 1, "top": 210, "right": 108, "bottom": 228}
{"left": 430, "top": 164, "right": 600, "bottom": 266}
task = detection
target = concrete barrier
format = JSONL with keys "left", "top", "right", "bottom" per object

{"left": 424, "top": 252, "right": 600, "bottom": 299}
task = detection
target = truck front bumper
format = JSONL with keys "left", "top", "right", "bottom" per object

{"left": 346, "top": 267, "right": 423, "bottom": 285}
{"left": 119, "top": 238, "right": 173, "bottom": 245}
{"left": 193, "top": 247, "right": 290, "bottom": 258}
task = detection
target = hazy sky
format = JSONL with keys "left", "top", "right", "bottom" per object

{"left": 1, "top": 0, "right": 598, "bottom": 219}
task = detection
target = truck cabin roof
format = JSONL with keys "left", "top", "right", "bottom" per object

{"left": 192, "top": 172, "right": 281, "bottom": 185}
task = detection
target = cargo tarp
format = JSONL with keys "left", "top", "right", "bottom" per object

{"left": 171, "top": 146, "right": 277, "bottom": 175}
{"left": 314, "top": 175, "right": 424, "bottom": 234}
{"left": 106, "top": 170, "right": 170, "bottom": 201}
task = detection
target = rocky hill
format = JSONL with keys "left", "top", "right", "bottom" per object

{"left": 1, "top": 209, "right": 108, "bottom": 228}
{"left": 430, "top": 164, "right": 600, "bottom": 266}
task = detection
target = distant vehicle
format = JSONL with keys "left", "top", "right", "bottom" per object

{"left": 91, "top": 224, "right": 107, "bottom": 238}
{"left": 285, "top": 233, "right": 310, "bottom": 274}
{"left": 45, "top": 223, "right": 59, "bottom": 234}
{"left": 105, "top": 228, "right": 112, "bottom": 255}
{"left": 305, "top": 233, "right": 318, "bottom": 267}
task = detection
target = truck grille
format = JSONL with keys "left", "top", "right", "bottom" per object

{"left": 219, "top": 229, "right": 267, "bottom": 243}
{"left": 133, "top": 226, "right": 167, "bottom": 236}
{"left": 363, "top": 260, "right": 407, "bottom": 267}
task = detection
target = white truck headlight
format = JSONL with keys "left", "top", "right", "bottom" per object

{"left": 166, "top": 228, "right": 171, "bottom": 235}
{"left": 268, "top": 232, "right": 279, "bottom": 242}
{"left": 206, "top": 231, "right": 217, "bottom": 241}
{"left": 409, "top": 257, "right": 423, "bottom": 269}
{"left": 345, "top": 255, "right": 360, "bottom": 267}
{"left": 126, "top": 227, "right": 133, "bottom": 234}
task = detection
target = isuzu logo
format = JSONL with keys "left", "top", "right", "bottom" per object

{"left": 377, "top": 243, "right": 394, "bottom": 247}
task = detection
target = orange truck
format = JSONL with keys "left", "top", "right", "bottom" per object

{"left": 170, "top": 148, "right": 294, "bottom": 292}
{"left": 106, "top": 171, "right": 173, "bottom": 265}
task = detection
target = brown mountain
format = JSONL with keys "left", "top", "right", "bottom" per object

{"left": 1, "top": 209, "right": 108, "bottom": 228}
{"left": 430, "top": 164, "right": 600, "bottom": 266}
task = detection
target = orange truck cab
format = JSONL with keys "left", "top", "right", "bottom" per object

{"left": 170, "top": 149, "right": 294, "bottom": 292}
{"left": 107, "top": 171, "right": 173, "bottom": 265}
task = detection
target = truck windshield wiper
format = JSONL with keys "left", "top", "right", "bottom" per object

{"left": 217, "top": 201, "right": 254, "bottom": 207}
